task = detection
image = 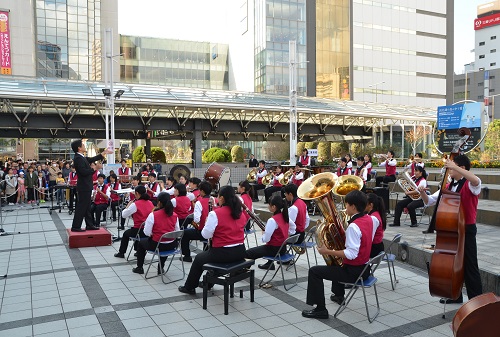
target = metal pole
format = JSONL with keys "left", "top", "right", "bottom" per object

{"left": 103, "top": 30, "right": 109, "bottom": 162}
{"left": 289, "top": 40, "right": 297, "bottom": 166}
{"left": 106, "top": 28, "right": 116, "bottom": 164}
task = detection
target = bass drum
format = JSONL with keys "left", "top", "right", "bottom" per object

{"left": 204, "top": 162, "right": 231, "bottom": 192}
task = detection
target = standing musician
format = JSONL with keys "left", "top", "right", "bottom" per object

{"left": 284, "top": 184, "right": 308, "bottom": 244}
{"left": 180, "top": 182, "right": 215, "bottom": 262}
{"left": 264, "top": 165, "right": 283, "bottom": 204}
{"left": 354, "top": 156, "right": 368, "bottom": 186}
{"left": 145, "top": 172, "right": 161, "bottom": 206}
{"left": 418, "top": 155, "right": 482, "bottom": 304}
{"left": 132, "top": 192, "right": 180, "bottom": 275}
{"left": 375, "top": 150, "right": 397, "bottom": 187}
{"left": 336, "top": 158, "right": 351, "bottom": 176}
{"left": 119, "top": 176, "right": 140, "bottom": 230}
{"left": 172, "top": 183, "right": 192, "bottom": 228}
{"left": 406, "top": 152, "right": 425, "bottom": 176}
{"left": 178, "top": 186, "right": 247, "bottom": 295}
{"left": 366, "top": 193, "right": 386, "bottom": 257}
{"left": 390, "top": 166, "right": 427, "bottom": 228}
{"left": 245, "top": 195, "right": 296, "bottom": 270}
{"left": 364, "top": 154, "right": 373, "bottom": 181}
{"left": 108, "top": 173, "right": 121, "bottom": 222}
{"left": 118, "top": 159, "right": 131, "bottom": 177}
{"left": 302, "top": 190, "right": 379, "bottom": 319}
{"left": 299, "top": 148, "right": 311, "bottom": 166}
{"left": 250, "top": 160, "right": 267, "bottom": 202}
{"left": 90, "top": 174, "right": 110, "bottom": 228}
{"left": 114, "top": 185, "right": 154, "bottom": 258}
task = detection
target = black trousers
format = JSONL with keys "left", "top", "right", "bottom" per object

{"left": 370, "top": 242, "right": 385, "bottom": 258}
{"left": 181, "top": 228, "right": 204, "bottom": 257}
{"left": 376, "top": 174, "right": 396, "bottom": 187}
{"left": 394, "top": 197, "right": 424, "bottom": 225}
{"left": 48, "top": 180, "right": 56, "bottom": 200}
{"left": 184, "top": 244, "right": 246, "bottom": 290}
{"left": 245, "top": 244, "right": 284, "bottom": 260}
{"left": 118, "top": 227, "right": 146, "bottom": 254}
{"left": 250, "top": 183, "right": 265, "bottom": 200}
{"left": 110, "top": 201, "right": 119, "bottom": 221}
{"left": 306, "top": 264, "right": 368, "bottom": 308}
{"left": 91, "top": 203, "right": 108, "bottom": 227}
{"left": 27, "top": 187, "right": 35, "bottom": 202}
{"left": 264, "top": 186, "right": 281, "bottom": 203}
{"left": 69, "top": 188, "right": 77, "bottom": 210}
{"left": 71, "top": 189, "right": 93, "bottom": 229}
{"left": 462, "top": 224, "right": 482, "bottom": 300}
{"left": 136, "top": 237, "right": 178, "bottom": 268}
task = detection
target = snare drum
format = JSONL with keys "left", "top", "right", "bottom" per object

{"left": 204, "top": 162, "right": 231, "bottom": 192}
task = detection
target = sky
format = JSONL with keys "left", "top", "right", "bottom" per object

{"left": 118, "top": 0, "right": 485, "bottom": 74}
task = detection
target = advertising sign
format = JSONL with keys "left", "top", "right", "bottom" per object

{"left": 0, "top": 11, "right": 11, "bottom": 75}
{"left": 474, "top": 12, "right": 500, "bottom": 30}
{"left": 436, "top": 103, "right": 482, "bottom": 153}
{"left": 308, "top": 149, "right": 318, "bottom": 157}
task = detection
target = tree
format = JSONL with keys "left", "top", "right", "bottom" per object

{"left": 405, "top": 126, "right": 432, "bottom": 156}
{"left": 331, "top": 141, "right": 349, "bottom": 158}
{"left": 151, "top": 147, "right": 166, "bottom": 163}
{"left": 317, "top": 142, "right": 330, "bottom": 161}
{"left": 230, "top": 145, "right": 245, "bottom": 162}
{"left": 262, "top": 141, "right": 290, "bottom": 161}
{"left": 296, "top": 142, "right": 305, "bottom": 156}
{"left": 202, "top": 148, "right": 231, "bottom": 163}
{"left": 484, "top": 120, "right": 500, "bottom": 160}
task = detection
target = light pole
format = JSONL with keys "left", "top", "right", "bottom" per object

{"left": 368, "top": 81, "right": 385, "bottom": 103}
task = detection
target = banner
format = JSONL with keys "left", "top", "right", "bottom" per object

{"left": 436, "top": 103, "right": 482, "bottom": 153}
{"left": 474, "top": 12, "right": 500, "bottom": 30}
{"left": 0, "top": 11, "right": 11, "bottom": 75}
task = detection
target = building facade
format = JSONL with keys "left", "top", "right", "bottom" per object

{"left": 120, "top": 35, "right": 229, "bottom": 90}
{"left": 474, "top": 0, "right": 500, "bottom": 71}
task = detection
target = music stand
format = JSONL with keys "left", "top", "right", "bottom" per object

{"left": 111, "top": 188, "right": 134, "bottom": 242}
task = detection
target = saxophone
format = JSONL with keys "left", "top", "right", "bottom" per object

{"left": 397, "top": 170, "right": 421, "bottom": 200}
{"left": 297, "top": 172, "right": 347, "bottom": 266}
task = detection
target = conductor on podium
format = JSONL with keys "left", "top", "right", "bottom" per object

{"left": 70, "top": 139, "right": 113, "bottom": 232}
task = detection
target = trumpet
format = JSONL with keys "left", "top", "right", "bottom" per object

{"left": 374, "top": 153, "right": 387, "bottom": 160}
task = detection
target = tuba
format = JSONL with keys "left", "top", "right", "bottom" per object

{"left": 297, "top": 172, "right": 346, "bottom": 266}
{"left": 397, "top": 171, "right": 421, "bottom": 200}
{"left": 279, "top": 170, "right": 293, "bottom": 185}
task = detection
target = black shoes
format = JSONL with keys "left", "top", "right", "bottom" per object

{"left": 178, "top": 286, "right": 196, "bottom": 294}
{"left": 181, "top": 256, "right": 193, "bottom": 262}
{"left": 119, "top": 225, "right": 125, "bottom": 230}
{"left": 388, "top": 223, "right": 400, "bottom": 227}
{"left": 301, "top": 307, "right": 329, "bottom": 319}
{"left": 86, "top": 225, "right": 99, "bottom": 230}
{"left": 258, "top": 261, "right": 275, "bottom": 270}
{"left": 410, "top": 223, "right": 419, "bottom": 227}
{"left": 330, "top": 295, "right": 345, "bottom": 305}
{"left": 198, "top": 281, "right": 214, "bottom": 290}
{"left": 71, "top": 228, "right": 86, "bottom": 232}
{"left": 114, "top": 252, "right": 125, "bottom": 258}
{"left": 422, "top": 229, "right": 435, "bottom": 234}
{"left": 440, "top": 297, "right": 463, "bottom": 304}
{"left": 252, "top": 199, "right": 259, "bottom": 202}
{"left": 132, "top": 267, "right": 144, "bottom": 274}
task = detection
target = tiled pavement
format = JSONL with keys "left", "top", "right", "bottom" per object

{"left": 0, "top": 204, "right": 470, "bottom": 337}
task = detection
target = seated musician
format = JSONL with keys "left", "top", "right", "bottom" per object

{"left": 246, "top": 195, "right": 296, "bottom": 270}
{"left": 132, "top": 192, "right": 180, "bottom": 275}
{"left": 187, "top": 177, "right": 201, "bottom": 203}
{"left": 90, "top": 174, "right": 110, "bottom": 227}
{"left": 302, "top": 190, "right": 379, "bottom": 319}
{"left": 375, "top": 150, "right": 397, "bottom": 187}
{"left": 250, "top": 160, "right": 267, "bottom": 202}
{"left": 91, "top": 162, "right": 99, "bottom": 186}
{"left": 284, "top": 184, "right": 308, "bottom": 244}
{"left": 366, "top": 193, "right": 386, "bottom": 257}
{"left": 118, "top": 159, "right": 131, "bottom": 177}
{"left": 419, "top": 155, "right": 482, "bottom": 304}
{"left": 291, "top": 162, "right": 304, "bottom": 187}
{"left": 178, "top": 186, "right": 247, "bottom": 295}
{"left": 299, "top": 148, "right": 311, "bottom": 166}
{"left": 406, "top": 152, "right": 425, "bottom": 175}
{"left": 180, "top": 181, "right": 215, "bottom": 262}
{"left": 364, "top": 154, "right": 373, "bottom": 181}
{"left": 172, "top": 183, "right": 192, "bottom": 228}
{"left": 354, "top": 156, "right": 368, "bottom": 189}
{"left": 178, "top": 175, "right": 188, "bottom": 187}
{"left": 162, "top": 176, "right": 176, "bottom": 198}
{"left": 108, "top": 173, "right": 121, "bottom": 222}
{"left": 389, "top": 166, "right": 427, "bottom": 228}
{"left": 264, "top": 165, "right": 283, "bottom": 204}
{"left": 337, "top": 157, "right": 351, "bottom": 176}
{"left": 114, "top": 185, "right": 154, "bottom": 258}
{"left": 145, "top": 173, "right": 161, "bottom": 206}
{"left": 119, "top": 176, "right": 140, "bottom": 230}
{"left": 238, "top": 180, "right": 253, "bottom": 230}
{"left": 344, "top": 153, "right": 353, "bottom": 171}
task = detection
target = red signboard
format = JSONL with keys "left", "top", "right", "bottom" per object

{"left": 475, "top": 12, "right": 500, "bottom": 30}
{"left": 0, "top": 11, "right": 11, "bottom": 75}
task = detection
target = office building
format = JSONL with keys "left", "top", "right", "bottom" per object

{"left": 474, "top": 0, "right": 500, "bottom": 71}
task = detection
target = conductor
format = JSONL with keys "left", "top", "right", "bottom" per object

{"left": 70, "top": 139, "right": 113, "bottom": 232}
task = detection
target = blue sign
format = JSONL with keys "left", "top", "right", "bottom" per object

{"left": 437, "top": 103, "right": 481, "bottom": 130}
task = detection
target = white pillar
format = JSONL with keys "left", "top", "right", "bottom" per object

{"left": 105, "top": 28, "right": 116, "bottom": 164}
{"left": 401, "top": 124, "right": 405, "bottom": 158}
{"left": 289, "top": 40, "right": 297, "bottom": 166}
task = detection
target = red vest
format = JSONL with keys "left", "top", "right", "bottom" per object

{"left": 174, "top": 196, "right": 191, "bottom": 219}
{"left": 343, "top": 214, "right": 374, "bottom": 266}
{"left": 94, "top": 184, "right": 109, "bottom": 205}
{"left": 133, "top": 199, "right": 154, "bottom": 228}
{"left": 151, "top": 210, "right": 178, "bottom": 242}
{"left": 337, "top": 167, "right": 350, "bottom": 176}
{"left": 292, "top": 198, "right": 307, "bottom": 233}
{"left": 119, "top": 167, "right": 130, "bottom": 176}
{"left": 240, "top": 193, "right": 253, "bottom": 222}
{"left": 146, "top": 182, "right": 159, "bottom": 200}
{"left": 371, "top": 211, "right": 384, "bottom": 244}
{"left": 300, "top": 156, "right": 309, "bottom": 166}
{"left": 257, "top": 168, "right": 265, "bottom": 185}
{"left": 365, "top": 162, "right": 372, "bottom": 176}
{"left": 110, "top": 182, "right": 120, "bottom": 202}
{"left": 197, "top": 197, "right": 214, "bottom": 230}
{"left": 385, "top": 160, "right": 396, "bottom": 176}
{"left": 69, "top": 171, "right": 78, "bottom": 186}
{"left": 211, "top": 206, "right": 246, "bottom": 248}
{"left": 92, "top": 171, "right": 98, "bottom": 185}
{"left": 447, "top": 180, "right": 478, "bottom": 225}
{"left": 267, "top": 213, "right": 289, "bottom": 247}
{"left": 191, "top": 189, "right": 200, "bottom": 200}
{"left": 291, "top": 172, "right": 303, "bottom": 187}
{"left": 273, "top": 175, "right": 283, "bottom": 187}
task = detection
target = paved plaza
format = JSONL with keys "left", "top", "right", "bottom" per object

{"left": 0, "top": 204, "right": 482, "bottom": 337}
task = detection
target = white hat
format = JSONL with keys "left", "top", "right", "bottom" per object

{"left": 19, "top": 171, "right": 24, "bottom": 175}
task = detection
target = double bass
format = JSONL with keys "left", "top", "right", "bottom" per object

{"left": 428, "top": 127, "right": 471, "bottom": 300}
{"left": 452, "top": 292, "right": 500, "bottom": 337}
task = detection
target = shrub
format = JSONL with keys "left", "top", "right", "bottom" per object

{"left": 132, "top": 146, "right": 146, "bottom": 163}
{"left": 202, "top": 147, "right": 231, "bottom": 163}
{"left": 230, "top": 145, "right": 245, "bottom": 162}
{"left": 296, "top": 142, "right": 305, "bottom": 156}
{"left": 151, "top": 147, "right": 166, "bottom": 163}
{"left": 317, "top": 142, "right": 330, "bottom": 161}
